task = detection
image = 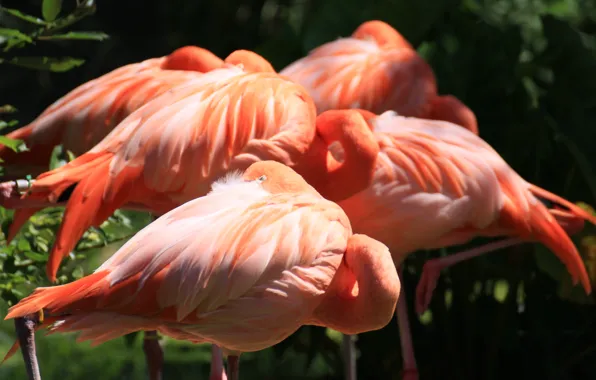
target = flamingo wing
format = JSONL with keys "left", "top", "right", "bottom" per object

{"left": 280, "top": 38, "right": 436, "bottom": 115}
{"left": 7, "top": 175, "right": 350, "bottom": 352}
{"left": 86, "top": 66, "right": 318, "bottom": 199}
{"left": 31, "top": 60, "right": 201, "bottom": 154}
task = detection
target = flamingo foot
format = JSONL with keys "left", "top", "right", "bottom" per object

{"left": 209, "top": 345, "right": 228, "bottom": 380}
{"left": 226, "top": 355, "right": 240, "bottom": 380}
{"left": 401, "top": 368, "right": 419, "bottom": 380}
{"left": 14, "top": 314, "right": 41, "bottom": 380}
{"left": 143, "top": 331, "right": 163, "bottom": 380}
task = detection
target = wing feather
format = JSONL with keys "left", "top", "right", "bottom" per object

{"left": 27, "top": 58, "right": 199, "bottom": 155}
{"left": 81, "top": 67, "right": 316, "bottom": 202}
{"left": 97, "top": 182, "right": 349, "bottom": 322}
{"left": 281, "top": 38, "right": 436, "bottom": 115}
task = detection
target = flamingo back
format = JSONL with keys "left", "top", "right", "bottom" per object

{"left": 339, "top": 112, "right": 548, "bottom": 254}
{"left": 280, "top": 38, "right": 436, "bottom": 116}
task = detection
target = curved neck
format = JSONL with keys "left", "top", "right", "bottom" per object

{"left": 162, "top": 46, "right": 223, "bottom": 72}
{"left": 312, "top": 110, "right": 379, "bottom": 202}
{"left": 310, "top": 234, "right": 400, "bottom": 334}
{"left": 426, "top": 95, "right": 479, "bottom": 135}
{"left": 224, "top": 50, "right": 276, "bottom": 73}
{"left": 352, "top": 21, "right": 412, "bottom": 49}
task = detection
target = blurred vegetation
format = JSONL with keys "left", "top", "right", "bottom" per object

{"left": 0, "top": 0, "right": 595, "bottom": 379}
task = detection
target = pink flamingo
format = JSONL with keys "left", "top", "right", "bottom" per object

{"left": 280, "top": 20, "right": 478, "bottom": 134}
{"left": 3, "top": 160, "right": 401, "bottom": 380}
{"left": 334, "top": 110, "right": 594, "bottom": 379}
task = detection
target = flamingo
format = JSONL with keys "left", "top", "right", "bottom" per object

{"left": 332, "top": 110, "right": 595, "bottom": 379}
{"left": 1, "top": 57, "right": 379, "bottom": 377}
{"left": 2, "top": 160, "right": 401, "bottom": 380}
{"left": 280, "top": 20, "right": 478, "bottom": 134}
{"left": 0, "top": 47, "right": 274, "bottom": 180}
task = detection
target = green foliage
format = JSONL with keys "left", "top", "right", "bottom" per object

{"left": 42, "top": 0, "right": 62, "bottom": 22}
{"left": 0, "top": 0, "right": 106, "bottom": 70}
{"left": 0, "top": 55, "right": 85, "bottom": 72}
{"left": 0, "top": 205, "right": 154, "bottom": 305}
{"left": 0, "top": 136, "right": 26, "bottom": 153}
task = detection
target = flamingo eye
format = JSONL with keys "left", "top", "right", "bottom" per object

{"left": 256, "top": 175, "right": 267, "bottom": 183}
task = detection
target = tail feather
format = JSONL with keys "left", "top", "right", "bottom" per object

{"left": 499, "top": 182, "right": 592, "bottom": 294}
{"left": 3, "top": 271, "right": 156, "bottom": 356}
{"left": 529, "top": 184, "right": 596, "bottom": 227}
{"left": 5, "top": 151, "right": 143, "bottom": 282}
{"left": 46, "top": 160, "right": 136, "bottom": 281}
{"left": 5, "top": 271, "right": 110, "bottom": 320}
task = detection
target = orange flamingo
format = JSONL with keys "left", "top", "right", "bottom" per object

{"left": 0, "top": 47, "right": 274, "bottom": 180}
{"left": 280, "top": 20, "right": 478, "bottom": 134}
{"left": 333, "top": 110, "right": 595, "bottom": 379}
{"left": 3, "top": 160, "right": 401, "bottom": 380}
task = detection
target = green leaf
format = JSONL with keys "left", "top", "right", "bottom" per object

{"left": 49, "top": 145, "right": 69, "bottom": 170}
{"left": 16, "top": 239, "right": 31, "bottom": 251}
{"left": 0, "top": 7, "right": 47, "bottom": 25}
{"left": 23, "top": 250, "right": 46, "bottom": 262}
{"left": 42, "top": 0, "right": 62, "bottom": 22}
{"left": 0, "top": 28, "right": 33, "bottom": 43}
{"left": 0, "top": 105, "right": 17, "bottom": 114}
{"left": 0, "top": 135, "right": 27, "bottom": 152}
{"left": 72, "top": 265, "right": 84, "bottom": 279}
{"left": 3, "top": 56, "right": 85, "bottom": 72}
{"left": 0, "top": 120, "right": 18, "bottom": 132}
{"left": 38, "top": 31, "right": 109, "bottom": 41}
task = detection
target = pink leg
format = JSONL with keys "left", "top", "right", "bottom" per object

{"left": 415, "top": 238, "right": 522, "bottom": 314}
{"left": 226, "top": 355, "right": 240, "bottom": 380}
{"left": 396, "top": 266, "right": 419, "bottom": 380}
{"left": 143, "top": 331, "right": 163, "bottom": 380}
{"left": 342, "top": 334, "right": 357, "bottom": 380}
{"left": 209, "top": 345, "right": 228, "bottom": 380}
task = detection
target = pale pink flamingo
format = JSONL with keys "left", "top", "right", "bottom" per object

{"left": 333, "top": 110, "right": 594, "bottom": 379}
{"left": 280, "top": 20, "right": 478, "bottom": 134}
{"left": 0, "top": 47, "right": 274, "bottom": 180}
{"left": 3, "top": 160, "right": 401, "bottom": 380}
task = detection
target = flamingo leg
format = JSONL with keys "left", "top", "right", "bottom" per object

{"left": 14, "top": 314, "right": 41, "bottom": 380}
{"left": 143, "top": 331, "right": 163, "bottom": 380}
{"left": 415, "top": 237, "right": 523, "bottom": 314}
{"left": 209, "top": 345, "right": 228, "bottom": 380}
{"left": 396, "top": 266, "right": 419, "bottom": 380}
{"left": 226, "top": 355, "right": 240, "bottom": 380}
{"left": 342, "top": 334, "right": 357, "bottom": 380}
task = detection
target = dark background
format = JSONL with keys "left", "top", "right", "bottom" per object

{"left": 1, "top": 0, "right": 596, "bottom": 379}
